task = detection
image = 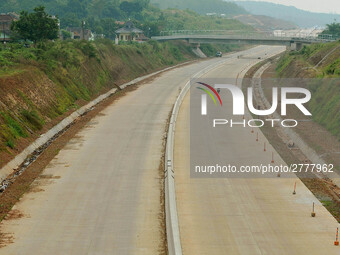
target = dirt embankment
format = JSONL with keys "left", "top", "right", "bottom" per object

{"left": 273, "top": 42, "right": 340, "bottom": 176}
{"left": 243, "top": 43, "right": 340, "bottom": 221}
{"left": 276, "top": 43, "right": 340, "bottom": 142}
{"left": 0, "top": 40, "right": 197, "bottom": 169}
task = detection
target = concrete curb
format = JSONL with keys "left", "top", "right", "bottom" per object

{"left": 0, "top": 60, "right": 197, "bottom": 183}
{"left": 164, "top": 56, "right": 241, "bottom": 255}
{"left": 252, "top": 62, "right": 340, "bottom": 187}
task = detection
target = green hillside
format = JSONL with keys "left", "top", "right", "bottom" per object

{"left": 154, "top": 9, "right": 253, "bottom": 31}
{"left": 0, "top": 39, "right": 197, "bottom": 157}
{"left": 151, "top": 0, "right": 296, "bottom": 31}
{"left": 150, "top": 0, "right": 247, "bottom": 16}
{"left": 233, "top": 14, "right": 297, "bottom": 30}
{"left": 276, "top": 41, "right": 340, "bottom": 140}
{"left": 0, "top": 0, "right": 252, "bottom": 38}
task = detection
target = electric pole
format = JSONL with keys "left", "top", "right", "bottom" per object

{"left": 81, "top": 20, "right": 85, "bottom": 40}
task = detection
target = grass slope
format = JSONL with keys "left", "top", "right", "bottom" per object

{"left": 276, "top": 41, "right": 340, "bottom": 140}
{"left": 0, "top": 39, "right": 196, "bottom": 163}
{"left": 151, "top": 0, "right": 247, "bottom": 16}
{"left": 157, "top": 9, "right": 253, "bottom": 31}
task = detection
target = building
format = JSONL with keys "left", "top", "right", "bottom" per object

{"left": 115, "top": 21, "right": 125, "bottom": 26}
{"left": 115, "top": 21, "right": 145, "bottom": 42}
{"left": 66, "top": 27, "right": 94, "bottom": 41}
{"left": 0, "top": 12, "right": 19, "bottom": 42}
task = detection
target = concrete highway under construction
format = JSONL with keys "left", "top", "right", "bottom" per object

{"left": 0, "top": 46, "right": 339, "bottom": 254}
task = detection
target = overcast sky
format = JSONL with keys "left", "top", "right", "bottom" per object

{"left": 235, "top": 0, "right": 340, "bottom": 14}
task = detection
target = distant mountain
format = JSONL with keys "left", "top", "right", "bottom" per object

{"left": 151, "top": 0, "right": 297, "bottom": 31}
{"left": 232, "top": 1, "right": 340, "bottom": 28}
{"left": 233, "top": 14, "right": 298, "bottom": 30}
{"left": 150, "top": 0, "right": 248, "bottom": 16}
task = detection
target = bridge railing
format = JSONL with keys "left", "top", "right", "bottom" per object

{"left": 160, "top": 30, "right": 261, "bottom": 36}
{"left": 158, "top": 30, "right": 339, "bottom": 42}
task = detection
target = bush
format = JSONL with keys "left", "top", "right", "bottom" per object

{"left": 6, "top": 139, "right": 15, "bottom": 149}
{"left": 148, "top": 40, "right": 161, "bottom": 52}
{"left": 1, "top": 113, "right": 27, "bottom": 138}
{"left": 0, "top": 54, "right": 14, "bottom": 67}
{"left": 78, "top": 41, "right": 98, "bottom": 58}
{"left": 168, "top": 44, "right": 183, "bottom": 60}
{"left": 22, "top": 110, "right": 44, "bottom": 130}
{"left": 199, "top": 44, "right": 215, "bottom": 56}
{"left": 325, "top": 59, "right": 340, "bottom": 75}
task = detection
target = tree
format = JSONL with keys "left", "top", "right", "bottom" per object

{"left": 120, "top": 1, "right": 143, "bottom": 16}
{"left": 61, "top": 29, "right": 72, "bottom": 40}
{"left": 141, "top": 21, "right": 161, "bottom": 36}
{"left": 11, "top": 6, "right": 59, "bottom": 43}
{"left": 321, "top": 22, "right": 340, "bottom": 37}
{"left": 67, "top": 0, "right": 87, "bottom": 18}
{"left": 98, "top": 18, "right": 118, "bottom": 39}
{"left": 61, "top": 12, "right": 81, "bottom": 28}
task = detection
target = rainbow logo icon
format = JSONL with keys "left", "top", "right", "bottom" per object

{"left": 196, "top": 82, "right": 223, "bottom": 106}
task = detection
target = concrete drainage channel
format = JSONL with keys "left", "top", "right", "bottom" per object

{"left": 251, "top": 61, "right": 340, "bottom": 187}
{"left": 0, "top": 60, "right": 198, "bottom": 193}
{"left": 164, "top": 55, "right": 251, "bottom": 255}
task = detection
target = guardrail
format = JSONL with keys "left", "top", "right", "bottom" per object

{"left": 164, "top": 47, "right": 288, "bottom": 254}
{"left": 164, "top": 55, "right": 247, "bottom": 255}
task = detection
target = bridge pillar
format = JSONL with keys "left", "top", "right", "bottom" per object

{"left": 290, "top": 42, "right": 303, "bottom": 51}
{"left": 295, "top": 42, "right": 303, "bottom": 51}
{"left": 290, "top": 42, "right": 297, "bottom": 51}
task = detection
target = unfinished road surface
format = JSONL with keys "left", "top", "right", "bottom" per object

{"left": 0, "top": 47, "right": 266, "bottom": 255}
{"left": 174, "top": 46, "right": 340, "bottom": 254}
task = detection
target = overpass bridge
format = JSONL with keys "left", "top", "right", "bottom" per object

{"left": 151, "top": 30, "right": 338, "bottom": 50}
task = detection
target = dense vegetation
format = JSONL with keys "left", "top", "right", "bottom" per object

{"left": 0, "top": 35, "right": 242, "bottom": 153}
{"left": 276, "top": 41, "right": 340, "bottom": 77}
{"left": 152, "top": 0, "right": 299, "bottom": 31}
{"left": 148, "top": 9, "right": 253, "bottom": 32}
{"left": 0, "top": 0, "right": 252, "bottom": 39}
{"left": 11, "top": 6, "right": 59, "bottom": 43}
{"left": 0, "top": 1, "right": 254, "bottom": 154}
{"left": 276, "top": 41, "right": 340, "bottom": 140}
{"left": 150, "top": 0, "right": 247, "bottom": 16}
{"left": 321, "top": 23, "right": 340, "bottom": 37}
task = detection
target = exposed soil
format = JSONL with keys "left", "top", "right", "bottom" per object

{"left": 0, "top": 68, "right": 117, "bottom": 169}
{"left": 0, "top": 232, "right": 13, "bottom": 248}
{"left": 0, "top": 57, "right": 202, "bottom": 168}
{"left": 0, "top": 85, "right": 138, "bottom": 222}
{"left": 0, "top": 59, "right": 206, "bottom": 251}
{"left": 243, "top": 57, "right": 340, "bottom": 222}
{"left": 0, "top": 40, "right": 201, "bottom": 169}
{"left": 262, "top": 63, "right": 340, "bottom": 176}
{"left": 4, "top": 209, "right": 26, "bottom": 221}
{"left": 0, "top": 84, "right": 141, "bottom": 248}
{"left": 157, "top": 109, "right": 173, "bottom": 255}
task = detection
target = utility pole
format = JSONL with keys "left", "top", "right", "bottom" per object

{"left": 81, "top": 20, "right": 85, "bottom": 40}
{"left": 2, "top": 22, "right": 5, "bottom": 43}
